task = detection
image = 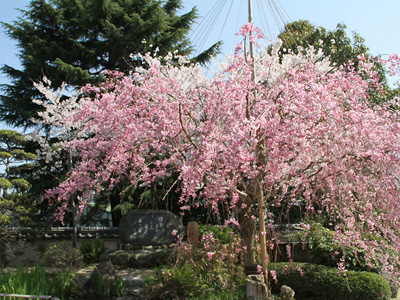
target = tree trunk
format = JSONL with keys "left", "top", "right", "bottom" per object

{"left": 71, "top": 198, "right": 77, "bottom": 248}
{"left": 151, "top": 181, "right": 158, "bottom": 210}
{"left": 237, "top": 203, "right": 257, "bottom": 274}
{"left": 67, "top": 150, "right": 77, "bottom": 248}
{"left": 0, "top": 242, "right": 7, "bottom": 267}
{"left": 109, "top": 193, "right": 121, "bottom": 227}
{"left": 237, "top": 185, "right": 269, "bottom": 282}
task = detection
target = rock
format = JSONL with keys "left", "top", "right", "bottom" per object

{"left": 99, "top": 249, "right": 114, "bottom": 262}
{"left": 119, "top": 210, "right": 184, "bottom": 246}
{"left": 246, "top": 274, "right": 271, "bottom": 300}
{"left": 96, "top": 261, "right": 117, "bottom": 277}
{"left": 109, "top": 248, "right": 173, "bottom": 268}
{"left": 136, "top": 249, "right": 172, "bottom": 267}
{"left": 109, "top": 250, "right": 132, "bottom": 266}
{"left": 380, "top": 270, "right": 399, "bottom": 299}
{"left": 280, "top": 285, "right": 295, "bottom": 300}
{"left": 90, "top": 261, "right": 118, "bottom": 298}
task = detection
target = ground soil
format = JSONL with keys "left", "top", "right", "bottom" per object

{"left": 74, "top": 265, "right": 154, "bottom": 299}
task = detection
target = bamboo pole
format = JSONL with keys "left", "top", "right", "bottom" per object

{"left": 248, "top": 0, "right": 268, "bottom": 284}
{"left": 258, "top": 181, "right": 268, "bottom": 284}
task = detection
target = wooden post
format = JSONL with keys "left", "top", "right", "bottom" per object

{"left": 258, "top": 182, "right": 268, "bottom": 284}
{"left": 187, "top": 221, "right": 199, "bottom": 247}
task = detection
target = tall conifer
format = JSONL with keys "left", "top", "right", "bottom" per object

{"left": 1, "top": 0, "right": 219, "bottom": 128}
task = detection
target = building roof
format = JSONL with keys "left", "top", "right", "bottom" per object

{"left": 7, "top": 227, "right": 120, "bottom": 240}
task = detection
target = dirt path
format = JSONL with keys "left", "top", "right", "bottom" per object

{"left": 75, "top": 266, "right": 154, "bottom": 299}
{"left": 117, "top": 268, "right": 154, "bottom": 299}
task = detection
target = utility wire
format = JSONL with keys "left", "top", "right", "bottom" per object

{"left": 190, "top": 0, "right": 228, "bottom": 57}
{"left": 189, "top": 0, "right": 298, "bottom": 59}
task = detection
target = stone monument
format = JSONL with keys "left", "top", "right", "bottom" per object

{"left": 119, "top": 209, "right": 184, "bottom": 247}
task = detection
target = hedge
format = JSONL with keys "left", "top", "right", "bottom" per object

{"left": 269, "top": 262, "right": 391, "bottom": 300}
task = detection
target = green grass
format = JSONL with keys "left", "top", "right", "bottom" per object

{"left": 0, "top": 266, "right": 75, "bottom": 300}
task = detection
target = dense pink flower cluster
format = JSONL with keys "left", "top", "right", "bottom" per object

{"left": 44, "top": 33, "right": 400, "bottom": 275}
{"left": 236, "top": 23, "right": 265, "bottom": 46}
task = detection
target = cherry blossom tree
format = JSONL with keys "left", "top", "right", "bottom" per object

{"left": 29, "top": 78, "right": 86, "bottom": 246}
{"left": 45, "top": 24, "right": 400, "bottom": 278}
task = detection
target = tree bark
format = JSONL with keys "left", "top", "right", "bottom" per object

{"left": 71, "top": 198, "right": 77, "bottom": 248}
{"left": 68, "top": 150, "right": 78, "bottom": 248}
{"left": 109, "top": 192, "right": 122, "bottom": 227}
{"left": 0, "top": 242, "right": 7, "bottom": 267}
{"left": 257, "top": 182, "right": 268, "bottom": 283}
{"left": 237, "top": 201, "right": 257, "bottom": 274}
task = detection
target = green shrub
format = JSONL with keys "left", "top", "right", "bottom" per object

{"left": 144, "top": 264, "right": 245, "bottom": 300}
{"left": 43, "top": 241, "right": 83, "bottom": 269}
{"left": 198, "top": 224, "right": 233, "bottom": 244}
{"left": 79, "top": 237, "right": 105, "bottom": 264}
{"left": 143, "top": 236, "right": 245, "bottom": 299}
{"left": 288, "top": 223, "right": 373, "bottom": 271}
{"left": 269, "top": 262, "right": 391, "bottom": 300}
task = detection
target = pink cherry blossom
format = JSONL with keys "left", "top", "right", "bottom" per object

{"left": 41, "top": 31, "right": 400, "bottom": 277}
{"left": 207, "top": 252, "right": 215, "bottom": 261}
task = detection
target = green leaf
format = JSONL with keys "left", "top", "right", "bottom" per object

{"left": 11, "top": 178, "right": 31, "bottom": 191}
{"left": 0, "top": 152, "right": 12, "bottom": 159}
{"left": 0, "top": 178, "right": 12, "bottom": 189}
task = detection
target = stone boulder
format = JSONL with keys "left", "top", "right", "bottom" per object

{"left": 119, "top": 210, "right": 184, "bottom": 246}
{"left": 280, "top": 285, "right": 295, "bottom": 300}
{"left": 108, "top": 248, "right": 173, "bottom": 268}
{"left": 380, "top": 270, "right": 399, "bottom": 299}
{"left": 246, "top": 274, "right": 271, "bottom": 300}
{"left": 89, "top": 261, "right": 118, "bottom": 299}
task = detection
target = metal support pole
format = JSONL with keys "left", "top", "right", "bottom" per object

{"left": 0, "top": 294, "right": 60, "bottom": 300}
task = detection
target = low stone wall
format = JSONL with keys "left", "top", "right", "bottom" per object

{"left": 3, "top": 226, "right": 120, "bottom": 267}
{"left": 5, "top": 238, "right": 119, "bottom": 267}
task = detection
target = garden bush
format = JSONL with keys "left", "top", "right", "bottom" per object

{"left": 79, "top": 237, "right": 105, "bottom": 264}
{"left": 43, "top": 241, "right": 83, "bottom": 269}
{"left": 269, "top": 262, "right": 391, "bottom": 300}
{"left": 143, "top": 264, "right": 245, "bottom": 300}
{"left": 288, "top": 222, "right": 372, "bottom": 271}
{"left": 143, "top": 232, "right": 245, "bottom": 299}
{"left": 198, "top": 224, "right": 233, "bottom": 244}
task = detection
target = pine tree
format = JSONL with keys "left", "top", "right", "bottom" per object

{"left": 1, "top": 0, "right": 220, "bottom": 128}
{"left": 0, "top": 130, "right": 36, "bottom": 196}
{"left": 0, "top": 130, "right": 36, "bottom": 265}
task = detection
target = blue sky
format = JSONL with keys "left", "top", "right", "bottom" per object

{"left": 182, "top": 0, "right": 400, "bottom": 58}
{"left": 1, "top": 0, "right": 400, "bottom": 129}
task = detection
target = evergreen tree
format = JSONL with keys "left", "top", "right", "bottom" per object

{"left": 1, "top": 0, "right": 220, "bottom": 128}
{"left": 0, "top": 130, "right": 36, "bottom": 265}
{"left": 276, "top": 20, "right": 398, "bottom": 104}
{"left": 0, "top": 130, "right": 36, "bottom": 196}
{"left": 277, "top": 20, "right": 368, "bottom": 68}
